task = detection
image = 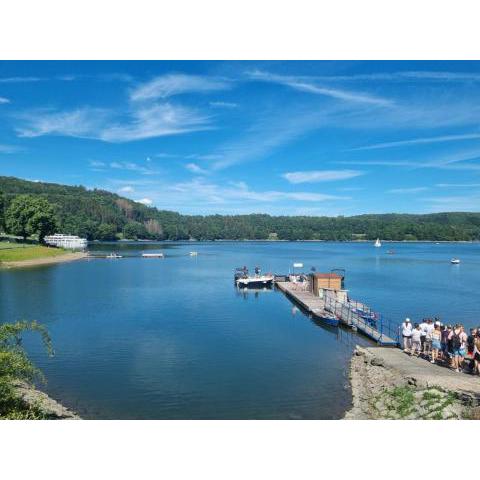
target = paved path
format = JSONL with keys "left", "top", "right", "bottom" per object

{"left": 367, "top": 347, "right": 480, "bottom": 396}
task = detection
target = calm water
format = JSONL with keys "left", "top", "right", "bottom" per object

{"left": 1, "top": 241, "right": 479, "bottom": 419}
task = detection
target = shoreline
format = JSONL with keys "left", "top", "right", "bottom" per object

{"left": 1, "top": 251, "right": 88, "bottom": 269}
{"left": 345, "top": 346, "right": 480, "bottom": 419}
{"left": 14, "top": 381, "right": 80, "bottom": 419}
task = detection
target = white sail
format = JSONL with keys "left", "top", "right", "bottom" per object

{"left": 374, "top": 238, "right": 382, "bottom": 247}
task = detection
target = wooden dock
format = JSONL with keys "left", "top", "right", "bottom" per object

{"left": 276, "top": 281, "right": 331, "bottom": 320}
{"left": 275, "top": 281, "right": 398, "bottom": 346}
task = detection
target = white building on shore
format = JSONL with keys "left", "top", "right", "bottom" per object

{"left": 44, "top": 234, "right": 88, "bottom": 250}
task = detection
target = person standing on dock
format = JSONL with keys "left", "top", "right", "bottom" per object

{"left": 419, "top": 318, "right": 428, "bottom": 354}
{"left": 401, "top": 318, "right": 413, "bottom": 353}
{"left": 411, "top": 324, "right": 423, "bottom": 356}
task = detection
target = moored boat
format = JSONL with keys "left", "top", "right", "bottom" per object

{"left": 236, "top": 274, "right": 274, "bottom": 288}
{"left": 313, "top": 310, "right": 339, "bottom": 327}
{"left": 106, "top": 252, "right": 122, "bottom": 259}
{"left": 374, "top": 238, "right": 382, "bottom": 247}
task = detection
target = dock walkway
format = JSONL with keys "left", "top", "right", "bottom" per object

{"left": 276, "top": 281, "right": 329, "bottom": 318}
{"left": 275, "top": 281, "right": 398, "bottom": 346}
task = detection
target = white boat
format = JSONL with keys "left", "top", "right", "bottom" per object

{"left": 236, "top": 274, "right": 274, "bottom": 288}
{"left": 374, "top": 238, "right": 382, "bottom": 247}
{"left": 189, "top": 251, "right": 198, "bottom": 256}
{"left": 450, "top": 258, "right": 460, "bottom": 264}
{"left": 142, "top": 253, "right": 164, "bottom": 258}
{"left": 106, "top": 253, "right": 122, "bottom": 259}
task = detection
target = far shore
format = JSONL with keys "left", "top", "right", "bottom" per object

{"left": 1, "top": 251, "right": 88, "bottom": 269}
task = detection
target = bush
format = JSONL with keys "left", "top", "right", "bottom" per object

{"left": 0, "top": 321, "right": 53, "bottom": 419}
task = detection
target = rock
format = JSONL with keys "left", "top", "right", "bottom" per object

{"left": 370, "top": 357, "right": 384, "bottom": 367}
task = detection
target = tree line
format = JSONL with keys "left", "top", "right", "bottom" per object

{"left": 1, "top": 175, "right": 480, "bottom": 242}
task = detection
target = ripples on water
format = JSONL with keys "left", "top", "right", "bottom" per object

{"left": 1, "top": 241, "right": 479, "bottom": 419}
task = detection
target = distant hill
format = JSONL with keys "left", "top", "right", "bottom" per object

{"left": 1, "top": 175, "right": 480, "bottom": 241}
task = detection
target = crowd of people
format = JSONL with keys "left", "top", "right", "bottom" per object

{"left": 401, "top": 318, "right": 480, "bottom": 375}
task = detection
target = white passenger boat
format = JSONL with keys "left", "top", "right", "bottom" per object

{"left": 189, "top": 251, "right": 198, "bottom": 256}
{"left": 450, "top": 258, "right": 460, "bottom": 264}
{"left": 142, "top": 253, "right": 164, "bottom": 258}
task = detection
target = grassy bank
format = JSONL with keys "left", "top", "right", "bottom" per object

{"left": 0, "top": 243, "right": 67, "bottom": 262}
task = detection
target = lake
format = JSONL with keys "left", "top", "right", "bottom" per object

{"left": 1, "top": 241, "right": 479, "bottom": 419}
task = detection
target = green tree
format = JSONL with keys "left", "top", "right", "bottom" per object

{"left": 0, "top": 191, "right": 4, "bottom": 232}
{"left": 0, "top": 321, "right": 53, "bottom": 419}
{"left": 123, "top": 221, "right": 148, "bottom": 240}
{"left": 96, "top": 223, "right": 118, "bottom": 241}
{"left": 5, "top": 195, "right": 58, "bottom": 242}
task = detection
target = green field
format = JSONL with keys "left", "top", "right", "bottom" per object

{"left": 0, "top": 244, "right": 66, "bottom": 262}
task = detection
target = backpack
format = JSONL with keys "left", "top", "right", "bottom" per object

{"left": 451, "top": 331, "right": 461, "bottom": 350}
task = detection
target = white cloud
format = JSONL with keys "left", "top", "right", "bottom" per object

{"left": 0, "top": 96, "right": 10, "bottom": 104}
{"left": 136, "top": 198, "right": 153, "bottom": 206}
{"left": 185, "top": 162, "right": 208, "bottom": 175}
{"left": 0, "top": 144, "right": 20, "bottom": 153}
{"left": 209, "top": 101, "right": 238, "bottom": 108}
{"left": 350, "top": 132, "right": 480, "bottom": 151}
{"left": 109, "top": 161, "right": 158, "bottom": 175}
{"left": 118, "top": 186, "right": 135, "bottom": 193}
{"left": 170, "top": 178, "right": 348, "bottom": 204}
{"left": 130, "top": 74, "right": 231, "bottom": 101}
{"left": 387, "top": 187, "right": 429, "bottom": 194}
{"left": 435, "top": 183, "right": 480, "bottom": 188}
{"left": 16, "top": 103, "right": 212, "bottom": 143}
{"left": 283, "top": 170, "right": 364, "bottom": 184}
{"left": 0, "top": 76, "right": 41, "bottom": 83}
{"left": 247, "top": 70, "right": 394, "bottom": 107}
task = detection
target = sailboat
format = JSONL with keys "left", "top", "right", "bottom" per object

{"left": 374, "top": 238, "right": 382, "bottom": 248}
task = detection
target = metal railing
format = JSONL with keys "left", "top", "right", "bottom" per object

{"left": 324, "top": 292, "right": 400, "bottom": 345}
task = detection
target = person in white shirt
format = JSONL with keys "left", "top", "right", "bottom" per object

{"left": 401, "top": 318, "right": 413, "bottom": 353}
{"left": 424, "top": 319, "right": 435, "bottom": 357}
{"left": 411, "top": 324, "right": 423, "bottom": 356}
{"left": 419, "top": 319, "right": 428, "bottom": 353}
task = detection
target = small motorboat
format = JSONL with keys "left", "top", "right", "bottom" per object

{"left": 450, "top": 258, "right": 461, "bottom": 264}
{"left": 236, "top": 274, "right": 274, "bottom": 288}
{"left": 142, "top": 253, "right": 164, "bottom": 258}
{"left": 189, "top": 251, "right": 198, "bottom": 256}
{"left": 386, "top": 250, "right": 395, "bottom": 255}
{"left": 314, "top": 310, "right": 339, "bottom": 327}
{"left": 106, "top": 252, "right": 122, "bottom": 259}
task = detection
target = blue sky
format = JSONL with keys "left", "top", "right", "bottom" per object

{"left": 1, "top": 60, "right": 480, "bottom": 215}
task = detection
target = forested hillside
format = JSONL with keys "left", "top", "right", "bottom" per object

{"left": 1, "top": 176, "right": 480, "bottom": 241}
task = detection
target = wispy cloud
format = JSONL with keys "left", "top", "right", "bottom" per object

{"left": 89, "top": 159, "right": 158, "bottom": 175}
{"left": 0, "top": 76, "right": 41, "bottom": 83}
{"left": 283, "top": 169, "right": 364, "bottom": 184}
{"left": 247, "top": 70, "right": 394, "bottom": 107}
{"left": 109, "top": 161, "right": 158, "bottom": 175}
{"left": 0, "top": 144, "right": 21, "bottom": 153}
{"left": 387, "top": 187, "right": 429, "bottom": 194}
{"left": 350, "top": 132, "right": 480, "bottom": 151}
{"left": 278, "top": 71, "right": 480, "bottom": 83}
{"left": 135, "top": 198, "right": 153, "bottom": 206}
{"left": 435, "top": 183, "right": 480, "bottom": 188}
{"left": 130, "top": 74, "right": 232, "bottom": 101}
{"left": 209, "top": 101, "right": 238, "bottom": 108}
{"left": 170, "top": 178, "right": 348, "bottom": 204}
{"left": 118, "top": 186, "right": 135, "bottom": 193}
{"left": 339, "top": 147, "right": 480, "bottom": 171}
{"left": 185, "top": 162, "right": 208, "bottom": 175}
{"left": 16, "top": 103, "right": 212, "bottom": 143}
{"left": 0, "top": 97, "right": 10, "bottom": 104}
